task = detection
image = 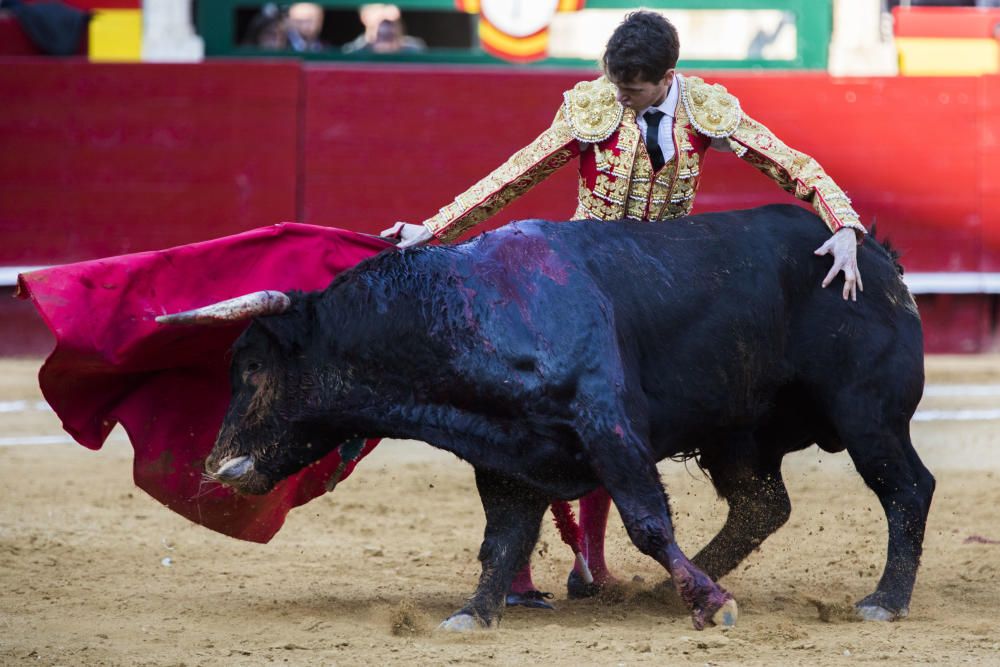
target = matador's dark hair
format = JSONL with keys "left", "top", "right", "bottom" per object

{"left": 602, "top": 11, "right": 680, "bottom": 84}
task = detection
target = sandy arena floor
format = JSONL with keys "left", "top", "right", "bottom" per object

{"left": 1, "top": 356, "right": 999, "bottom": 666}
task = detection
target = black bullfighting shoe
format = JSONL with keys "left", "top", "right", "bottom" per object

{"left": 566, "top": 568, "right": 602, "bottom": 599}
{"left": 505, "top": 590, "right": 555, "bottom": 610}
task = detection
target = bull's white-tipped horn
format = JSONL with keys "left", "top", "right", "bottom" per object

{"left": 213, "top": 455, "right": 254, "bottom": 482}
{"left": 156, "top": 290, "right": 291, "bottom": 325}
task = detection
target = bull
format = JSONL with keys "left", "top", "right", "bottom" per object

{"left": 159, "top": 204, "right": 934, "bottom": 631}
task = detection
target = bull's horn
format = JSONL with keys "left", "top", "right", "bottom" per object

{"left": 156, "top": 290, "right": 291, "bottom": 325}
{"left": 213, "top": 455, "right": 254, "bottom": 482}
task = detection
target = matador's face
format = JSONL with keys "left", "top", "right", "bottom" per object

{"left": 610, "top": 69, "right": 675, "bottom": 114}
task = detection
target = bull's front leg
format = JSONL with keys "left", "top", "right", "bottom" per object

{"left": 583, "top": 430, "right": 738, "bottom": 630}
{"left": 439, "top": 467, "right": 549, "bottom": 631}
{"left": 615, "top": 490, "right": 738, "bottom": 630}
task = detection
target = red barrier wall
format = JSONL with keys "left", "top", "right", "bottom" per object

{"left": 701, "top": 75, "right": 985, "bottom": 273}
{"left": 3, "top": 60, "right": 1000, "bottom": 353}
{"left": 0, "top": 16, "right": 48, "bottom": 56}
{"left": 302, "top": 66, "right": 581, "bottom": 235}
{"left": 302, "top": 67, "right": 994, "bottom": 276}
{"left": 0, "top": 60, "right": 300, "bottom": 265}
{"left": 892, "top": 6, "right": 1000, "bottom": 38}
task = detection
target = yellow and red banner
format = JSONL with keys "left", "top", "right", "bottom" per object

{"left": 456, "top": 0, "right": 586, "bottom": 63}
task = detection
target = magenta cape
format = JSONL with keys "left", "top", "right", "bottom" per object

{"left": 17, "top": 223, "right": 392, "bottom": 543}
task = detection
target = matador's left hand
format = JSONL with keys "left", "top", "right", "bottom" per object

{"left": 814, "top": 227, "right": 863, "bottom": 301}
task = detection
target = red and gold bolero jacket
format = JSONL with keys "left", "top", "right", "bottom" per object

{"left": 423, "top": 74, "right": 865, "bottom": 242}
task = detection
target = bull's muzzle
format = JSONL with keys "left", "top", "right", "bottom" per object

{"left": 212, "top": 455, "right": 255, "bottom": 483}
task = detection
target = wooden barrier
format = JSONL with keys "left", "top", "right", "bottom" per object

{"left": 0, "top": 60, "right": 300, "bottom": 265}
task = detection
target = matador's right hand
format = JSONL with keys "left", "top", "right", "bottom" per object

{"left": 380, "top": 222, "right": 434, "bottom": 248}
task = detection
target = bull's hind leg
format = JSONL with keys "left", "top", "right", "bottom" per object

{"left": 840, "top": 422, "right": 935, "bottom": 621}
{"left": 692, "top": 449, "right": 791, "bottom": 581}
{"left": 439, "top": 468, "right": 549, "bottom": 631}
{"left": 580, "top": 424, "right": 737, "bottom": 630}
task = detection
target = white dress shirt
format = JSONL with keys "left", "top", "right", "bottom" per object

{"left": 636, "top": 74, "right": 681, "bottom": 164}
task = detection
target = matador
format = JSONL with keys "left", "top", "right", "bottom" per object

{"left": 421, "top": 72, "right": 865, "bottom": 244}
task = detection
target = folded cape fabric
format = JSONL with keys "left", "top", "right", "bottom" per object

{"left": 17, "top": 223, "right": 392, "bottom": 543}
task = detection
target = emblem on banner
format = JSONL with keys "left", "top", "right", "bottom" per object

{"left": 455, "top": 0, "right": 586, "bottom": 63}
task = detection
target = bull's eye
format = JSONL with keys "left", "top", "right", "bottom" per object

{"left": 242, "top": 360, "right": 262, "bottom": 383}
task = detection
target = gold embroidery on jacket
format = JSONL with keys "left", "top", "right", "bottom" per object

{"left": 727, "top": 115, "right": 863, "bottom": 234}
{"left": 612, "top": 119, "right": 640, "bottom": 178}
{"left": 626, "top": 140, "right": 653, "bottom": 219}
{"left": 578, "top": 109, "right": 639, "bottom": 219}
{"left": 577, "top": 181, "right": 622, "bottom": 219}
{"left": 593, "top": 172, "right": 629, "bottom": 205}
{"left": 653, "top": 98, "right": 697, "bottom": 220}
{"left": 593, "top": 145, "right": 612, "bottom": 174}
{"left": 424, "top": 108, "right": 577, "bottom": 241}
{"left": 562, "top": 77, "right": 624, "bottom": 143}
{"left": 679, "top": 75, "right": 742, "bottom": 138}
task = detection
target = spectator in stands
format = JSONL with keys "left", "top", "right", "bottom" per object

{"left": 2, "top": 0, "right": 89, "bottom": 55}
{"left": 243, "top": 3, "right": 287, "bottom": 50}
{"left": 343, "top": 3, "right": 426, "bottom": 54}
{"left": 360, "top": 18, "right": 426, "bottom": 54}
{"left": 287, "top": 2, "right": 327, "bottom": 53}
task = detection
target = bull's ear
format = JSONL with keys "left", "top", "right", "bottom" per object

{"left": 252, "top": 303, "right": 310, "bottom": 351}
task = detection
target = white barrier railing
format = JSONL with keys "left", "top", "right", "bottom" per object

{"left": 3, "top": 266, "right": 1000, "bottom": 294}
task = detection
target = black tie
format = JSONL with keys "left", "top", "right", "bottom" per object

{"left": 644, "top": 110, "right": 665, "bottom": 172}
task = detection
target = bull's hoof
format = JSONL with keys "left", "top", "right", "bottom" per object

{"left": 856, "top": 603, "right": 907, "bottom": 622}
{"left": 505, "top": 590, "right": 555, "bottom": 610}
{"left": 567, "top": 569, "right": 600, "bottom": 599}
{"left": 856, "top": 592, "right": 908, "bottom": 622}
{"left": 856, "top": 605, "right": 893, "bottom": 622}
{"left": 688, "top": 590, "right": 738, "bottom": 631}
{"left": 436, "top": 613, "right": 490, "bottom": 632}
{"left": 711, "top": 597, "right": 738, "bottom": 628}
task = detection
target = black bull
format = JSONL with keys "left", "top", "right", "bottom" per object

{"left": 190, "top": 204, "right": 935, "bottom": 630}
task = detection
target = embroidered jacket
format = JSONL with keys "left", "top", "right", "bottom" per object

{"left": 423, "top": 74, "right": 865, "bottom": 242}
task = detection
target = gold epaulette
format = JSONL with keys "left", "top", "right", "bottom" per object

{"left": 562, "top": 77, "right": 624, "bottom": 143}
{"left": 679, "top": 75, "right": 742, "bottom": 139}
